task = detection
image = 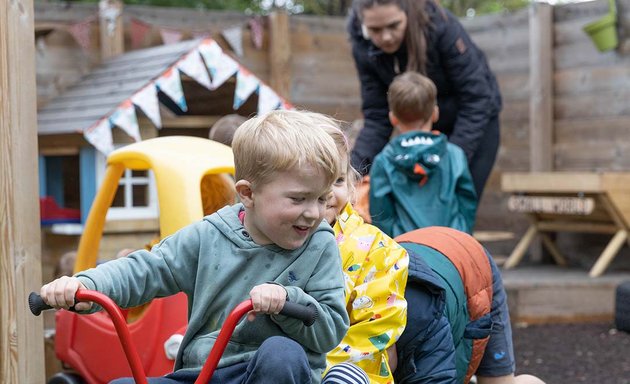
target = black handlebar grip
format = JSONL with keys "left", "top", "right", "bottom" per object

{"left": 29, "top": 292, "right": 53, "bottom": 316}
{"left": 279, "top": 302, "right": 318, "bottom": 326}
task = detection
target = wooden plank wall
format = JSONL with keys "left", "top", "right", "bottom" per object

{"left": 461, "top": 9, "right": 532, "bottom": 251}
{"left": 34, "top": 1, "right": 630, "bottom": 263}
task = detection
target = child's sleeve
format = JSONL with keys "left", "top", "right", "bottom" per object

{"left": 75, "top": 222, "right": 203, "bottom": 309}
{"left": 271, "top": 235, "right": 350, "bottom": 354}
{"left": 369, "top": 157, "right": 397, "bottom": 237}
{"left": 327, "top": 230, "right": 409, "bottom": 382}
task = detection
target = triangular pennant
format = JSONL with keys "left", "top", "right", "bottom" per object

{"left": 257, "top": 84, "right": 282, "bottom": 114}
{"left": 84, "top": 118, "right": 114, "bottom": 155}
{"left": 199, "top": 40, "right": 239, "bottom": 89}
{"left": 177, "top": 50, "right": 212, "bottom": 90}
{"left": 156, "top": 68, "right": 188, "bottom": 112}
{"left": 131, "top": 83, "right": 162, "bottom": 129}
{"left": 109, "top": 100, "right": 141, "bottom": 142}
{"left": 67, "top": 16, "right": 95, "bottom": 52}
{"left": 130, "top": 17, "right": 152, "bottom": 50}
{"left": 248, "top": 17, "right": 264, "bottom": 50}
{"left": 234, "top": 67, "right": 260, "bottom": 110}
{"left": 221, "top": 26, "right": 244, "bottom": 57}
{"left": 160, "top": 27, "right": 183, "bottom": 45}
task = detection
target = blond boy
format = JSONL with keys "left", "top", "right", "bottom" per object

{"left": 40, "top": 110, "right": 350, "bottom": 384}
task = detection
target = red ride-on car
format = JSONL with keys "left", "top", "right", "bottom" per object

{"left": 48, "top": 137, "right": 236, "bottom": 384}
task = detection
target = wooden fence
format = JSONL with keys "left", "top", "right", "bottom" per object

{"left": 34, "top": 0, "right": 630, "bottom": 263}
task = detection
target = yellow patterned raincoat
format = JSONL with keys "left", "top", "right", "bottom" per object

{"left": 326, "top": 203, "right": 409, "bottom": 384}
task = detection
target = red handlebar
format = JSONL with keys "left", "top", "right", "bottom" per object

{"left": 29, "top": 290, "right": 316, "bottom": 383}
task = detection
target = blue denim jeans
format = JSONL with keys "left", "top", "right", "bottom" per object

{"left": 110, "top": 336, "right": 312, "bottom": 384}
{"left": 475, "top": 254, "right": 516, "bottom": 377}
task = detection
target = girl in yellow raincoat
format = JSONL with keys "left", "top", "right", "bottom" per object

{"left": 321, "top": 124, "right": 409, "bottom": 384}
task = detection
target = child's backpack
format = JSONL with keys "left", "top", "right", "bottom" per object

{"left": 395, "top": 226, "right": 493, "bottom": 383}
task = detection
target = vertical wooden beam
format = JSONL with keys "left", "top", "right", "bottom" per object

{"left": 269, "top": 10, "right": 291, "bottom": 100}
{"left": 99, "top": 0, "right": 124, "bottom": 60}
{"left": 0, "top": 0, "right": 45, "bottom": 382}
{"left": 529, "top": 2, "right": 554, "bottom": 172}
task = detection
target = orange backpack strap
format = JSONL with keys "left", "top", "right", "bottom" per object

{"left": 395, "top": 226, "right": 493, "bottom": 382}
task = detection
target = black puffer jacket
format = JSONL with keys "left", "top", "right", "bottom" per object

{"left": 348, "top": 1, "right": 502, "bottom": 175}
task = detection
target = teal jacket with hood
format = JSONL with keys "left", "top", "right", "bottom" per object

{"left": 75, "top": 203, "right": 349, "bottom": 383}
{"left": 369, "top": 131, "right": 477, "bottom": 237}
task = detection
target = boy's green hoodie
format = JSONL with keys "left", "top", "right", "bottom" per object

{"left": 76, "top": 203, "right": 349, "bottom": 383}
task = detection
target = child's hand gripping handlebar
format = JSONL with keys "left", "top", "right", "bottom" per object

{"left": 28, "top": 291, "right": 318, "bottom": 384}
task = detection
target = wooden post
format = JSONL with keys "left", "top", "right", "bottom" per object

{"left": 0, "top": 0, "right": 45, "bottom": 382}
{"left": 528, "top": 3, "right": 554, "bottom": 263}
{"left": 99, "top": 0, "right": 124, "bottom": 59}
{"left": 269, "top": 10, "right": 291, "bottom": 99}
{"left": 529, "top": 3, "right": 554, "bottom": 172}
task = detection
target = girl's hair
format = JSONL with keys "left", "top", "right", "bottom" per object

{"left": 232, "top": 110, "right": 341, "bottom": 190}
{"left": 320, "top": 123, "right": 362, "bottom": 199}
{"left": 352, "top": 0, "right": 432, "bottom": 74}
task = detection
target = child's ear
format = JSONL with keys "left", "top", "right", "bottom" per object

{"left": 389, "top": 111, "right": 399, "bottom": 127}
{"left": 235, "top": 180, "right": 254, "bottom": 207}
{"left": 432, "top": 105, "right": 439, "bottom": 123}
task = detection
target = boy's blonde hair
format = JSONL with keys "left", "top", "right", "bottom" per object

{"left": 232, "top": 110, "right": 341, "bottom": 188}
{"left": 388, "top": 71, "right": 437, "bottom": 124}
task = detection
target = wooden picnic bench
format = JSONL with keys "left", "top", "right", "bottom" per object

{"left": 501, "top": 172, "right": 630, "bottom": 277}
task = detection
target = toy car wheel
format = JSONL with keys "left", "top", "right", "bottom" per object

{"left": 47, "top": 372, "right": 85, "bottom": 384}
{"left": 615, "top": 280, "right": 630, "bottom": 333}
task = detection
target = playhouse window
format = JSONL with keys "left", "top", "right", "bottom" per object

{"left": 96, "top": 148, "right": 158, "bottom": 221}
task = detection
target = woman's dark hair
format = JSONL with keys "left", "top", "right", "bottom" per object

{"left": 352, "top": 0, "right": 432, "bottom": 74}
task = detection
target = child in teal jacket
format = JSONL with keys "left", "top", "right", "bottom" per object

{"left": 369, "top": 72, "right": 478, "bottom": 237}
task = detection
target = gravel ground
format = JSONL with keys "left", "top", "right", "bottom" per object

{"left": 512, "top": 322, "right": 630, "bottom": 384}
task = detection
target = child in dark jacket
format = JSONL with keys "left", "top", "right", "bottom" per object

{"left": 369, "top": 71, "right": 478, "bottom": 237}
{"left": 39, "top": 110, "right": 350, "bottom": 384}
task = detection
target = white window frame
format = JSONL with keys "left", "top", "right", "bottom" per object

{"left": 95, "top": 146, "right": 159, "bottom": 221}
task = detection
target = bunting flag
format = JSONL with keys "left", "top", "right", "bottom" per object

{"left": 199, "top": 40, "right": 239, "bottom": 89}
{"left": 109, "top": 100, "right": 141, "bottom": 142}
{"left": 130, "top": 17, "right": 152, "bottom": 50}
{"left": 160, "top": 27, "right": 183, "bottom": 45}
{"left": 84, "top": 118, "right": 114, "bottom": 155}
{"left": 131, "top": 83, "right": 162, "bottom": 129}
{"left": 248, "top": 17, "right": 264, "bottom": 50}
{"left": 177, "top": 50, "right": 212, "bottom": 90}
{"left": 67, "top": 16, "right": 96, "bottom": 52}
{"left": 221, "top": 26, "right": 244, "bottom": 57}
{"left": 78, "top": 38, "right": 291, "bottom": 153}
{"left": 257, "top": 84, "right": 282, "bottom": 114}
{"left": 234, "top": 67, "right": 260, "bottom": 110}
{"left": 156, "top": 68, "right": 188, "bottom": 111}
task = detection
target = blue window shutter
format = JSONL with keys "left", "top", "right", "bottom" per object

{"left": 39, "top": 155, "right": 47, "bottom": 198}
{"left": 79, "top": 147, "right": 97, "bottom": 224}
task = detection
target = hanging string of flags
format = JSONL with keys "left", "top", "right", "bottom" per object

{"left": 62, "top": 14, "right": 264, "bottom": 55}
{"left": 83, "top": 38, "right": 292, "bottom": 155}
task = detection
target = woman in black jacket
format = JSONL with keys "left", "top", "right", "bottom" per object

{"left": 348, "top": 0, "right": 501, "bottom": 199}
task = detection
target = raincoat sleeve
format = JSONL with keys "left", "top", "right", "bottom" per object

{"left": 452, "top": 147, "right": 478, "bottom": 234}
{"left": 369, "top": 155, "right": 397, "bottom": 238}
{"left": 327, "top": 226, "right": 409, "bottom": 383}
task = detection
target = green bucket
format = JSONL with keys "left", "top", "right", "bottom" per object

{"left": 583, "top": 13, "right": 618, "bottom": 52}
